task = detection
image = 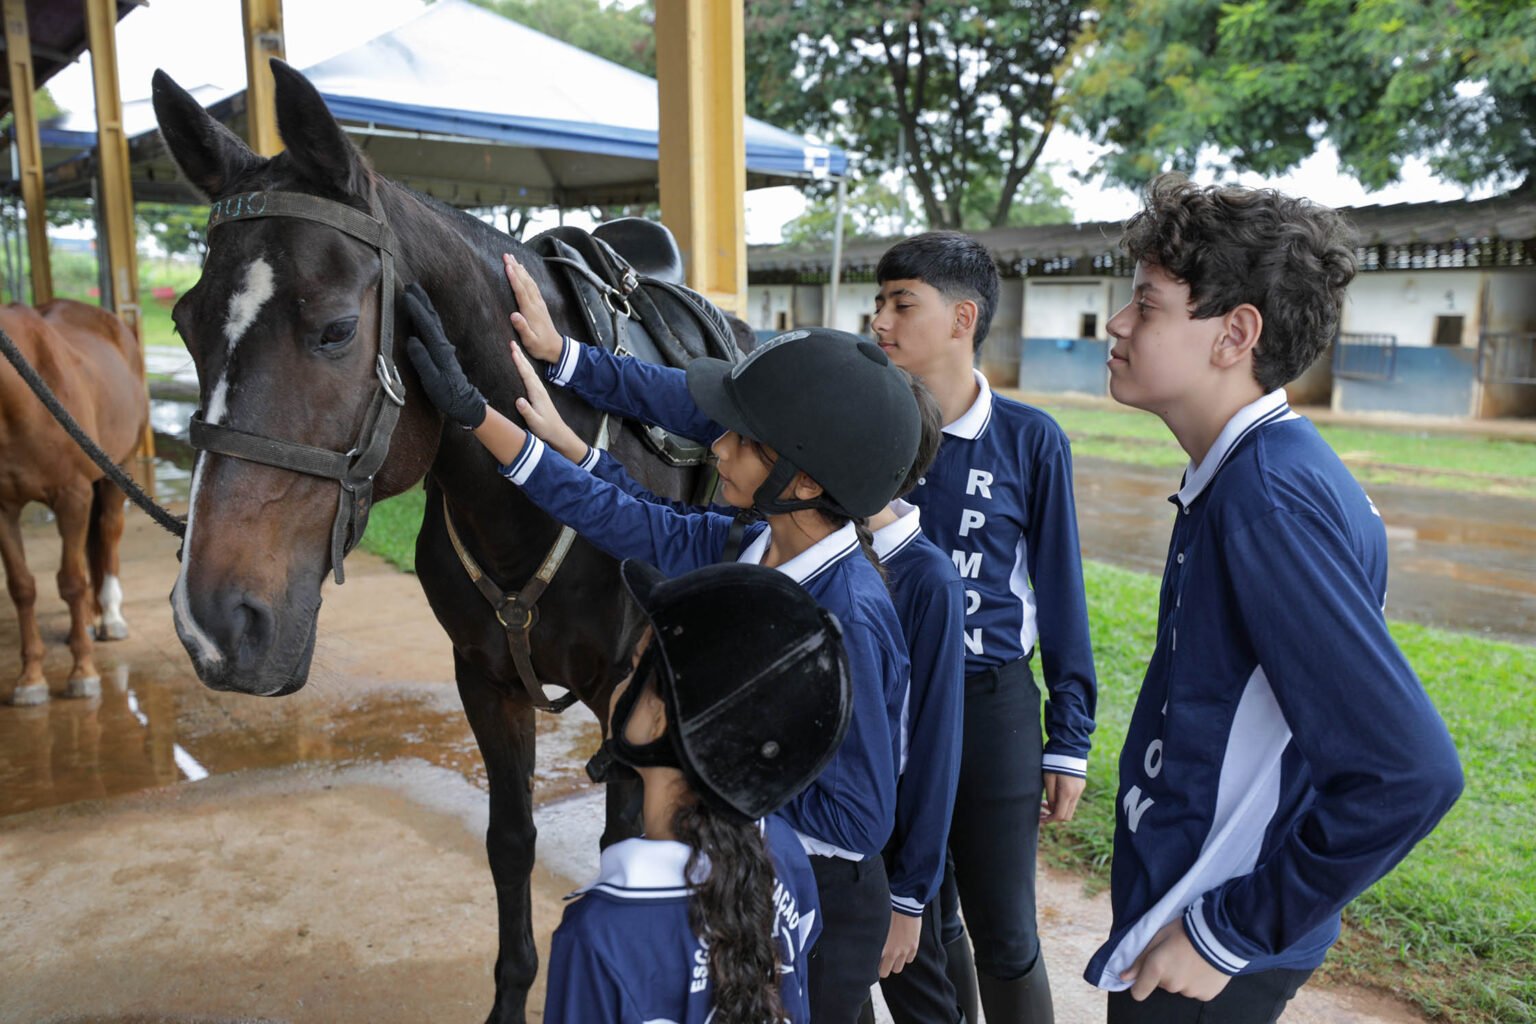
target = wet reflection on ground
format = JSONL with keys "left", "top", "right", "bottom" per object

{"left": 0, "top": 660, "right": 602, "bottom": 819}
{"left": 1073, "top": 455, "right": 1536, "bottom": 645}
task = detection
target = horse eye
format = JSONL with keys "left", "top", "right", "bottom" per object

{"left": 320, "top": 318, "right": 358, "bottom": 348}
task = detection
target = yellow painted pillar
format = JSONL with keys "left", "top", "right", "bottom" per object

{"left": 241, "top": 0, "right": 285, "bottom": 156}
{"left": 3, "top": 0, "right": 51, "bottom": 304}
{"left": 85, "top": 0, "right": 153, "bottom": 466}
{"left": 655, "top": 0, "right": 746, "bottom": 315}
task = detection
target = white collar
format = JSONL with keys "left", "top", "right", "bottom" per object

{"left": 1175, "top": 390, "right": 1299, "bottom": 508}
{"left": 942, "top": 369, "right": 994, "bottom": 440}
{"left": 871, "top": 499, "right": 922, "bottom": 562}
{"left": 569, "top": 837, "right": 701, "bottom": 900}
{"left": 738, "top": 520, "right": 860, "bottom": 585}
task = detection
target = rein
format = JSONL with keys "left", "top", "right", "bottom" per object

{"left": 195, "top": 190, "right": 406, "bottom": 585}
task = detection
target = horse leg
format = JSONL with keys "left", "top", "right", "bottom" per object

{"left": 456, "top": 651, "right": 539, "bottom": 1024}
{"left": 52, "top": 483, "right": 101, "bottom": 699}
{"left": 0, "top": 503, "right": 49, "bottom": 705}
{"left": 91, "top": 479, "right": 130, "bottom": 641}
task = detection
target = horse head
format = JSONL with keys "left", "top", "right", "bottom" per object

{"left": 154, "top": 61, "right": 439, "bottom": 695}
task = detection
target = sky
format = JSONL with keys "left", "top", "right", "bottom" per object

{"left": 46, "top": 0, "right": 1495, "bottom": 245}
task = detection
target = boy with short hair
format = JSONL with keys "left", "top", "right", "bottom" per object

{"left": 870, "top": 231, "right": 1099, "bottom": 1022}
{"left": 1090, "top": 175, "right": 1463, "bottom": 1023}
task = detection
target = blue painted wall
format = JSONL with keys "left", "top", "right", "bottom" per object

{"left": 1017, "top": 337, "right": 1110, "bottom": 395}
{"left": 1334, "top": 346, "right": 1478, "bottom": 417}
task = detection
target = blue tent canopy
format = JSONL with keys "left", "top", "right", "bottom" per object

{"left": 36, "top": 0, "right": 845, "bottom": 207}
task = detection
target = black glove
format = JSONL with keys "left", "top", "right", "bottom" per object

{"left": 404, "top": 282, "right": 487, "bottom": 430}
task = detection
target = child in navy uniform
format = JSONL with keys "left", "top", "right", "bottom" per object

{"left": 870, "top": 231, "right": 1099, "bottom": 1023}
{"left": 544, "top": 558, "right": 850, "bottom": 1024}
{"left": 404, "top": 288, "right": 920, "bottom": 1024}
{"left": 1092, "top": 175, "right": 1463, "bottom": 1023}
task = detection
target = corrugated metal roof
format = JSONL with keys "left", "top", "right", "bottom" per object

{"left": 0, "top": 1, "right": 142, "bottom": 121}
{"left": 749, "top": 188, "right": 1536, "bottom": 275}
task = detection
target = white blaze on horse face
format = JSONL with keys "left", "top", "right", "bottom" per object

{"left": 172, "top": 256, "right": 275, "bottom": 668}
{"left": 223, "top": 257, "right": 274, "bottom": 352}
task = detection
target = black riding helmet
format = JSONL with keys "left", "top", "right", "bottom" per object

{"left": 685, "top": 327, "right": 921, "bottom": 519}
{"left": 608, "top": 559, "right": 852, "bottom": 822}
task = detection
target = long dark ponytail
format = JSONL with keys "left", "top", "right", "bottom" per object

{"left": 671, "top": 801, "right": 785, "bottom": 1024}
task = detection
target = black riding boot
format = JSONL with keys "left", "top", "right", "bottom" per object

{"left": 976, "top": 951, "right": 1054, "bottom": 1024}
{"left": 944, "top": 934, "right": 981, "bottom": 1024}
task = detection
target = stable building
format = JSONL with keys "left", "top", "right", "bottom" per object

{"left": 746, "top": 190, "right": 1536, "bottom": 420}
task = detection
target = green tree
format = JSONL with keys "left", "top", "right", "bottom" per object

{"left": 459, "top": 0, "right": 655, "bottom": 75}
{"left": 1064, "top": 0, "right": 1536, "bottom": 192}
{"left": 781, "top": 167, "right": 1074, "bottom": 248}
{"left": 745, "top": 0, "right": 1089, "bottom": 230}
{"left": 138, "top": 204, "right": 212, "bottom": 260}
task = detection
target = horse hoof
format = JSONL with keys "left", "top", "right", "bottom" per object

{"left": 96, "top": 621, "right": 130, "bottom": 641}
{"left": 66, "top": 676, "right": 102, "bottom": 699}
{"left": 9, "top": 682, "right": 50, "bottom": 706}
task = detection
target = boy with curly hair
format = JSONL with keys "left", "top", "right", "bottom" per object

{"left": 1090, "top": 174, "right": 1463, "bottom": 1023}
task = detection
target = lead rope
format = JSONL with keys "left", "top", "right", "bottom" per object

{"left": 0, "top": 326, "right": 186, "bottom": 538}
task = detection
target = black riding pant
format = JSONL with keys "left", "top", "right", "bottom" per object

{"left": 807, "top": 852, "right": 891, "bottom": 1024}
{"left": 873, "top": 895, "right": 963, "bottom": 1024}
{"left": 948, "top": 656, "right": 1045, "bottom": 980}
{"left": 1107, "top": 967, "right": 1314, "bottom": 1024}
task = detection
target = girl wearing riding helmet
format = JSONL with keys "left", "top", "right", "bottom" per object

{"left": 492, "top": 283, "right": 968, "bottom": 1015}
{"left": 404, "top": 285, "right": 920, "bottom": 1024}
{"left": 544, "top": 559, "right": 849, "bottom": 1024}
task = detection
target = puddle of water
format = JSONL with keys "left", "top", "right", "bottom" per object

{"left": 1074, "top": 456, "right": 1536, "bottom": 644}
{"left": 0, "top": 660, "right": 604, "bottom": 819}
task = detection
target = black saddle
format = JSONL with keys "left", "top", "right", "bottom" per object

{"left": 527, "top": 218, "right": 740, "bottom": 474}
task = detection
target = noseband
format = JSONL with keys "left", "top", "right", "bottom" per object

{"left": 190, "top": 190, "right": 406, "bottom": 585}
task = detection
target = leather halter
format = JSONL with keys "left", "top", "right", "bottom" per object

{"left": 440, "top": 416, "right": 612, "bottom": 713}
{"left": 190, "top": 190, "right": 406, "bottom": 585}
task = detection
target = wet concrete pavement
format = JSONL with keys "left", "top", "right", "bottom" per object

{"left": 3, "top": 386, "right": 1507, "bottom": 1021}
{"left": 3, "top": 491, "right": 1430, "bottom": 1022}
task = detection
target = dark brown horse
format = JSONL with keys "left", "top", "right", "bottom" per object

{"left": 1, "top": 300, "right": 145, "bottom": 705}
{"left": 152, "top": 62, "right": 705, "bottom": 1022}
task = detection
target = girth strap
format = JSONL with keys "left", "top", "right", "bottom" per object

{"left": 441, "top": 415, "right": 612, "bottom": 714}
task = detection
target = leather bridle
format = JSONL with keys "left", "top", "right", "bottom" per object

{"left": 190, "top": 190, "right": 405, "bottom": 586}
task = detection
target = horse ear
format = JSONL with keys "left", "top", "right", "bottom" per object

{"left": 152, "top": 69, "right": 262, "bottom": 200}
{"left": 270, "top": 58, "right": 369, "bottom": 196}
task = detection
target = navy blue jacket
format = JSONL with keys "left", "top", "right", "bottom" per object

{"left": 547, "top": 338, "right": 964, "bottom": 898}
{"left": 545, "top": 815, "right": 819, "bottom": 1023}
{"left": 906, "top": 371, "right": 1097, "bottom": 777}
{"left": 874, "top": 501, "right": 966, "bottom": 915}
{"left": 590, "top": 453, "right": 966, "bottom": 916}
{"left": 501, "top": 431, "right": 908, "bottom": 858}
{"left": 1086, "top": 391, "right": 1463, "bottom": 988}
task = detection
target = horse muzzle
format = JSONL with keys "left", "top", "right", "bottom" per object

{"left": 174, "top": 583, "right": 317, "bottom": 696}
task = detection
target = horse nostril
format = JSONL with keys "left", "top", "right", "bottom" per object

{"left": 214, "top": 591, "right": 277, "bottom": 673}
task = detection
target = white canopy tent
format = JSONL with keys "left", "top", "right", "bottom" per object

{"left": 36, "top": 0, "right": 845, "bottom": 208}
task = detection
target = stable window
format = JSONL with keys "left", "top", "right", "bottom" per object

{"left": 1079, "top": 312, "right": 1099, "bottom": 338}
{"left": 859, "top": 313, "right": 874, "bottom": 335}
{"left": 1433, "top": 315, "right": 1464, "bottom": 346}
{"left": 775, "top": 311, "right": 790, "bottom": 331}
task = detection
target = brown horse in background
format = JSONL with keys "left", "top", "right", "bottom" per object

{"left": 0, "top": 299, "right": 147, "bottom": 705}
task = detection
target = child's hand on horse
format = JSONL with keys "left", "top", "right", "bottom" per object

{"left": 509, "top": 341, "right": 588, "bottom": 464}
{"left": 502, "top": 254, "right": 564, "bottom": 363}
{"left": 404, "top": 283, "right": 487, "bottom": 430}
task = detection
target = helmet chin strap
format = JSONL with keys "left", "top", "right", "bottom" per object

{"left": 750, "top": 455, "right": 851, "bottom": 519}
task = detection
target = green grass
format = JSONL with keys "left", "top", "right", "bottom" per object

{"left": 44, "top": 248, "right": 201, "bottom": 352}
{"left": 1033, "top": 401, "right": 1536, "bottom": 498}
{"left": 358, "top": 483, "right": 426, "bottom": 572}
{"left": 1040, "top": 561, "right": 1536, "bottom": 1023}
